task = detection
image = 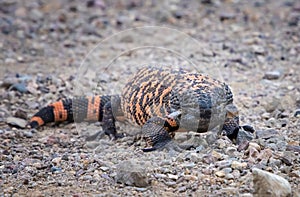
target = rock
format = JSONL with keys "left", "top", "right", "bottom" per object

{"left": 263, "top": 97, "right": 280, "bottom": 113}
{"left": 216, "top": 138, "right": 227, "bottom": 149}
{"left": 205, "top": 133, "right": 218, "bottom": 146}
{"left": 219, "top": 12, "right": 236, "bottom": 21}
{"left": 180, "top": 133, "right": 208, "bottom": 149}
{"left": 257, "top": 149, "right": 273, "bottom": 166}
{"left": 211, "top": 150, "right": 224, "bottom": 160}
{"left": 51, "top": 166, "right": 62, "bottom": 173}
{"left": 6, "top": 117, "right": 27, "bottom": 128}
{"left": 115, "top": 160, "right": 149, "bottom": 187}
{"left": 215, "top": 170, "right": 225, "bottom": 177}
{"left": 14, "top": 108, "right": 27, "bottom": 120}
{"left": 294, "top": 109, "right": 300, "bottom": 117}
{"left": 135, "top": 187, "right": 147, "bottom": 192}
{"left": 215, "top": 160, "right": 232, "bottom": 169}
{"left": 237, "top": 128, "right": 255, "bottom": 144}
{"left": 232, "top": 170, "right": 240, "bottom": 179}
{"left": 223, "top": 167, "right": 233, "bottom": 174}
{"left": 80, "top": 175, "right": 93, "bottom": 181}
{"left": 256, "top": 129, "right": 279, "bottom": 139}
{"left": 252, "top": 168, "right": 292, "bottom": 197}
{"left": 167, "top": 174, "right": 179, "bottom": 180}
{"left": 164, "top": 181, "right": 177, "bottom": 187}
{"left": 116, "top": 15, "right": 130, "bottom": 25}
{"left": 9, "top": 83, "right": 28, "bottom": 93}
{"left": 252, "top": 45, "right": 266, "bottom": 55}
{"left": 25, "top": 101, "right": 39, "bottom": 109}
{"left": 231, "top": 161, "right": 247, "bottom": 170}
{"left": 261, "top": 112, "right": 270, "bottom": 119}
{"left": 180, "top": 162, "right": 196, "bottom": 169}
{"left": 4, "top": 58, "right": 16, "bottom": 64}
{"left": 240, "top": 194, "right": 253, "bottom": 197}
{"left": 225, "top": 147, "right": 237, "bottom": 156}
{"left": 248, "top": 142, "right": 261, "bottom": 151}
{"left": 29, "top": 9, "right": 44, "bottom": 21}
{"left": 263, "top": 71, "right": 281, "bottom": 80}
{"left": 154, "top": 173, "right": 167, "bottom": 179}
{"left": 178, "top": 186, "right": 187, "bottom": 192}
{"left": 288, "top": 15, "right": 299, "bottom": 26}
{"left": 201, "top": 0, "right": 213, "bottom": 4}
{"left": 99, "top": 166, "right": 109, "bottom": 172}
{"left": 119, "top": 35, "right": 133, "bottom": 43}
{"left": 237, "top": 140, "right": 250, "bottom": 151}
{"left": 172, "top": 10, "right": 184, "bottom": 19}
{"left": 15, "top": 7, "right": 27, "bottom": 18}
{"left": 52, "top": 157, "right": 62, "bottom": 165}
{"left": 23, "top": 131, "right": 33, "bottom": 138}
{"left": 225, "top": 173, "right": 234, "bottom": 180}
{"left": 286, "top": 145, "right": 300, "bottom": 153}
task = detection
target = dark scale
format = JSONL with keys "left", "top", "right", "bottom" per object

{"left": 73, "top": 97, "right": 90, "bottom": 122}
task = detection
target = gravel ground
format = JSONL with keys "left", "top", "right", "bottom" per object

{"left": 1, "top": 0, "right": 300, "bottom": 196}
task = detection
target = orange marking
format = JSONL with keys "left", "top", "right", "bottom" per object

{"left": 166, "top": 117, "right": 178, "bottom": 128}
{"left": 51, "top": 101, "right": 68, "bottom": 122}
{"left": 159, "top": 87, "right": 172, "bottom": 105}
{"left": 86, "top": 96, "right": 101, "bottom": 121}
{"left": 30, "top": 116, "right": 44, "bottom": 126}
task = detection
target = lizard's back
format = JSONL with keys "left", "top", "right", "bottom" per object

{"left": 120, "top": 67, "right": 234, "bottom": 132}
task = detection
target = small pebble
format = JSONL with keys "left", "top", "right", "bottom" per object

{"left": 263, "top": 71, "right": 281, "bottom": 80}
{"left": 100, "top": 166, "right": 109, "bottom": 172}
{"left": 231, "top": 161, "right": 247, "bottom": 170}
{"left": 181, "top": 162, "right": 196, "bottom": 169}
{"left": 294, "top": 109, "right": 300, "bottom": 117}
{"left": 155, "top": 173, "right": 167, "bottom": 179}
{"left": 225, "top": 174, "right": 235, "bottom": 180}
{"left": 178, "top": 186, "right": 187, "bottom": 192}
{"left": 135, "top": 187, "right": 147, "bottom": 192}
{"left": 24, "top": 131, "right": 33, "bottom": 138}
{"left": 51, "top": 166, "right": 62, "bottom": 173}
{"left": 215, "top": 170, "right": 225, "bottom": 177}
{"left": 9, "top": 83, "right": 28, "bottom": 93}
{"left": 256, "top": 129, "right": 279, "bottom": 139}
{"left": 167, "top": 174, "right": 179, "bottom": 180}
{"left": 52, "top": 157, "right": 62, "bottom": 165}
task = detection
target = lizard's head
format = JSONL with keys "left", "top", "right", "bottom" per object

{"left": 221, "top": 104, "right": 240, "bottom": 142}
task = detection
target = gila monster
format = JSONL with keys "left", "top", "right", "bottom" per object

{"left": 29, "top": 67, "right": 252, "bottom": 151}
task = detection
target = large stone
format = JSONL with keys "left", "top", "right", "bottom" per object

{"left": 6, "top": 117, "right": 27, "bottom": 128}
{"left": 115, "top": 160, "right": 150, "bottom": 187}
{"left": 252, "top": 168, "right": 292, "bottom": 197}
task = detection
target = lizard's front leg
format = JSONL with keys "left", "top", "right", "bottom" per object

{"left": 102, "top": 101, "right": 123, "bottom": 140}
{"left": 142, "top": 111, "right": 182, "bottom": 152}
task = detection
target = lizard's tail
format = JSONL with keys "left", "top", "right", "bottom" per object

{"left": 28, "top": 96, "right": 111, "bottom": 128}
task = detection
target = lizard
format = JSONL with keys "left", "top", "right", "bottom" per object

{"left": 29, "top": 67, "right": 253, "bottom": 152}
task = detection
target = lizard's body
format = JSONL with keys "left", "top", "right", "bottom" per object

{"left": 29, "top": 67, "right": 245, "bottom": 151}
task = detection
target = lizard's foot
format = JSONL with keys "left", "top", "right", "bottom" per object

{"left": 221, "top": 122, "right": 255, "bottom": 145}
{"left": 142, "top": 116, "right": 180, "bottom": 152}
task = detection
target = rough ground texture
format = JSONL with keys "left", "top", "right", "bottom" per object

{"left": 1, "top": 0, "right": 300, "bottom": 196}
